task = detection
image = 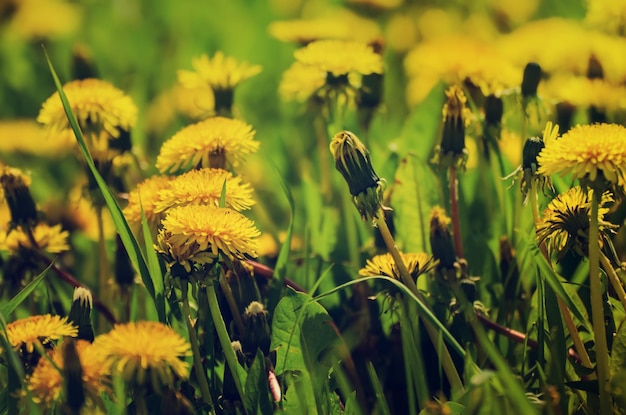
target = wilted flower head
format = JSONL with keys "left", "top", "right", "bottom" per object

{"left": 537, "top": 186, "right": 617, "bottom": 260}
{"left": 157, "top": 205, "right": 260, "bottom": 273}
{"left": 3, "top": 315, "right": 77, "bottom": 354}
{"left": 537, "top": 123, "right": 626, "bottom": 192}
{"left": 330, "top": 130, "right": 385, "bottom": 221}
{"left": 155, "top": 168, "right": 255, "bottom": 213}
{"left": 93, "top": 321, "right": 191, "bottom": 392}
{"left": 37, "top": 78, "right": 137, "bottom": 159}
{"left": 359, "top": 252, "right": 435, "bottom": 280}
{"left": 156, "top": 117, "right": 259, "bottom": 173}
{"left": 25, "top": 339, "right": 108, "bottom": 411}
{"left": 429, "top": 206, "right": 456, "bottom": 271}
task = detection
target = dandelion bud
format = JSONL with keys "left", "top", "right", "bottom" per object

{"left": 521, "top": 62, "right": 541, "bottom": 98}
{"left": 62, "top": 339, "right": 86, "bottom": 413}
{"left": 521, "top": 136, "right": 544, "bottom": 173}
{"left": 241, "top": 301, "right": 271, "bottom": 355}
{"left": 330, "top": 131, "right": 385, "bottom": 221}
{"left": 214, "top": 88, "right": 235, "bottom": 117}
{"left": 0, "top": 166, "right": 38, "bottom": 229}
{"left": 68, "top": 287, "right": 95, "bottom": 342}
{"left": 429, "top": 207, "right": 456, "bottom": 271}
{"left": 484, "top": 94, "right": 503, "bottom": 126}
{"left": 433, "top": 85, "right": 469, "bottom": 169}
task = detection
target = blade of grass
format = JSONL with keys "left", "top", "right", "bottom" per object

{"left": 0, "top": 261, "right": 53, "bottom": 316}
{"left": 43, "top": 48, "right": 165, "bottom": 323}
{"left": 140, "top": 207, "right": 167, "bottom": 321}
{"left": 366, "top": 361, "right": 391, "bottom": 415}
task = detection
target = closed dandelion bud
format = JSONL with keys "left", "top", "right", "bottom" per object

{"left": 521, "top": 62, "right": 541, "bottom": 98}
{"left": 62, "top": 339, "right": 86, "bottom": 413}
{"left": 521, "top": 136, "right": 544, "bottom": 173}
{"left": 68, "top": 287, "right": 95, "bottom": 342}
{"left": 241, "top": 301, "right": 271, "bottom": 355}
{"left": 330, "top": 131, "right": 385, "bottom": 221}
{"left": 0, "top": 166, "right": 38, "bottom": 229}
{"left": 433, "top": 85, "right": 469, "bottom": 169}
{"left": 484, "top": 94, "right": 503, "bottom": 126}
{"left": 429, "top": 207, "right": 456, "bottom": 271}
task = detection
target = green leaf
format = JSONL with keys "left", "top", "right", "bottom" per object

{"left": 244, "top": 349, "right": 273, "bottom": 415}
{"left": 43, "top": 50, "right": 165, "bottom": 323}
{"left": 0, "top": 261, "right": 53, "bottom": 316}
{"left": 611, "top": 321, "right": 626, "bottom": 409}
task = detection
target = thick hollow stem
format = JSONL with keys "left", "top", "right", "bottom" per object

{"left": 589, "top": 191, "right": 610, "bottom": 415}
{"left": 375, "top": 212, "right": 464, "bottom": 395}
{"left": 204, "top": 280, "right": 246, "bottom": 403}
{"left": 449, "top": 166, "right": 464, "bottom": 259}
{"left": 181, "top": 283, "right": 215, "bottom": 410}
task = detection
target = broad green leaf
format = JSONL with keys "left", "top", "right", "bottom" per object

{"left": 0, "top": 261, "right": 53, "bottom": 316}
{"left": 244, "top": 349, "right": 273, "bottom": 415}
{"left": 43, "top": 51, "right": 165, "bottom": 323}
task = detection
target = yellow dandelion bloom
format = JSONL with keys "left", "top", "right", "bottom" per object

{"left": 155, "top": 168, "right": 255, "bottom": 213}
{"left": 123, "top": 175, "right": 173, "bottom": 228}
{"left": 585, "top": 0, "right": 626, "bottom": 34}
{"left": 6, "top": 0, "right": 81, "bottom": 40}
{"left": 405, "top": 35, "right": 519, "bottom": 106}
{"left": 539, "top": 75, "right": 626, "bottom": 112}
{"left": 279, "top": 62, "right": 326, "bottom": 102}
{"left": 4, "top": 315, "right": 77, "bottom": 354}
{"left": 359, "top": 252, "right": 434, "bottom": 280}
{"left": 155, "top": 117, "right": 259, "bottom": 173}
{"left": 160, "top": 205, "right": 260, "bottom": 261}
{"left": 268, "top": 10, "right": 381, "bottom": 45}
{"left": 37, "top": 78, "right": 138, "bottom": 148}
{"left": 0, "top": 223, "right": 70, "bottom": 254}
{"left": 537, "top": 186, "right": 617, "bottom": 260}
{"left": 178, "top": 51, "right": 262, "bottom": 91}
{"left": 25, "top": 340, "right": 108, "bottom": 409}
{"left": 93, "top": 321, "right": 191, "bottom": 391}
{"left": 294, "top": 39, "right": 383, "bottom": 77}
{"left": 537, "top": 123, "right": 626, "bottom": 187}
{"left": 0, "top": 120, "right": 74, "bottom": 155}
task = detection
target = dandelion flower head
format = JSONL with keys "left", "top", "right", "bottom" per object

{"left": 155, "top": 168, "right": 255, "bottom": 213}
{"left": 37, "top": 79, "right": 137, "bottom": 143}
{"left": 178, "top": 51, "right": 262, "bottom": 91}
{"left": 0, "top": 223, "right": 70, "bottom": 254}
{"left": 359, "top": 252, "right": 434, "bottom": 280}
{"left": 123, "top": 175, "right": 173, "bottom": 228}
{"left": 93, "top": 321, "right": 191, "bottom": 391}
{"left": 156, "top": 116, "right": 259, "bottom": 173}
{"left": 294, "top": 39, "right": 383, "bottom": 77}
{"left": 4, "top": 315, "right": 77, "bottom": 354}
{"left": 537, "top": 186, "right": 617, "bottom": 260}
{"left": 0, "top": 120, "right": 74, "bottom": 156}
{"left": 25, "top": 340, "right": 108, "bottom": 409}
{"left": 6, "top": 0, "right": 81, "bottom": 40}
{"left": 537, "top": 123, "right": 626, "bottom": 188}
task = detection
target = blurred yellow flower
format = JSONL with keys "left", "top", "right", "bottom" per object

{"left": 155, "top": 168, "right": 255, "bottom": 213}
{"left": 6, "top": 0, "right": 81, "bottom": 40}
{"left": 0, "top": 120, "right": 74, "bottom": 156}
{"left": 585, "top": 0, "right": 626, "bottom": 34}
{"left": 156, "top": 117, "right": 259, "bottom": 172}
{"left": 359, "top": 252, "right": 434, "bottom": 280}
{"left": 294, "top": 39, "right": 383, "bottom": 77}
{"left": 178, "top": 51, "right": 261, "bottom": 91}
{"left": 537, "top": 123, "right": 626, "bottom": 188}
{"left": 25, "top": 339, "right": 108, "bottom": 410}
{"left": 158, "top": 205, "right": 260, "bottom": 264}
{"left": 93, "top": 321, "right": 190, "bottom": 392}
{"left": 537, "top": 186, "right": 617, "bottom": 260}
{"left": 4, "top": 315, "right": 77, "bottom": 354}
{"left": 279, "top": 62, "right": 326, "bottom": 102}
{"left": 540, "top": 75, "right": 626, "bottom": 112}
{"left": 123, "top": 175, "right": 173, "bottom": 229}
{"left": 0, "top": 223, "right": 70, "bottom": 254}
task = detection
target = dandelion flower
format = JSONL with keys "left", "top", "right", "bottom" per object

{"left": 4, "top": 315, "right": 77, "bottom": 354}
{"left": 0, "top": 223, "right": 70, "bottom": 254}
{"left": 6, "top": 0, "right": 81, "bottom": 40}
{"left": 155, "top": 168, "right": 255, "bottom": 213}
{"left": 93, "top": 321, "right": 191, "bottom": 391}
{"left": 37, "top": 79, "right": 137, "bottom": 153}
{"left": 537, "top": 186, "right": 617, "bottom": 260}
{"left": 178, "top": 52, "right": 262, "bottom": 92}
{"left": 537, "top": 123, "right": 626, "bottom": 189}
{"left": 359, "top": 252, "right": 434, "bottom": 280}
{"left": 294, "top": 39, "right": 383, "bottom": 77}
{"left": 156, "top": 117, "right": 259, "bottom": 173}
{"left": 0, "top": 120, "right": 74, "bottom": 155}
{"left": 123, "top": 175, "right": 173, "bottom": 228}
{"left": 25, "top": 340, "right": 108, "bottom": 409}
{"left": 158, "top": 205, "right": 260, "bottom": 267}
{"left": 279, "top": 62, "right": 327, "bottom": 102}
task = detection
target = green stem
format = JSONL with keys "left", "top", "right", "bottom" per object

{"left": 589, "top": 191, "right": 610, "bottom": 415}
{"left": 219, "top": 275, "right": 245, "bottom": 335}
{"left": 600, "top": 252, "right": 626, "bottom": 313}
{"left": 96, "top": 205, "right": 110, "bottom": 330}
{"left": 375, "top": 211, "right": 464, "bottom": 396}
{"left": 449, "top": 165, "right": 464, "bottom": 258}
{"left": 205, "top": 280, "right": 246, "bottom": 405}
{"left": 181, "top": 283, "right": 215, "bottom": 411}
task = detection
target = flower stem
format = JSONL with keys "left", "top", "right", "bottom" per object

{"left": 589, "top": 190, "right": 610, "bottom": 415}
{"left": 204, "top": 279, "right": 246, "bottom": 403}
{"left": 449, "top": 165, "right": 464, "bottom": 259}
{"left": 96, "top": 205, "right": 110, "bottom": 330}
{"left": 181, "top": 282, "right": 215, "bottom": 411}
{"left": 219, "top": 275, "right": 245, "bottom": 335}
{"left": 600, "top": 252, "right": 626, "bottom": 313}
{"left": 375, "top": 210, "right": 464, "bottom": 395}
